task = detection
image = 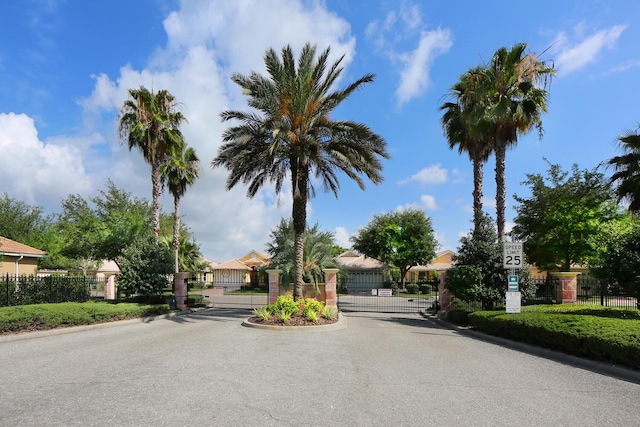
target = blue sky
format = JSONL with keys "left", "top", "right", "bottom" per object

{"left": 1, "top": 0, "right": 639, "bottom": 262}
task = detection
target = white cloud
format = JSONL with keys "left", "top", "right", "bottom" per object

{"left": 0, "top": 113, "right": 93, "bottom": 208}
{"left": 399, "top": 164, "right": 448, "bottom": 185}
{"left": 366, "top": 1, "right": 452, "bottom": 106}
{"left": 396, "top": 28, "right": 452, "bottom": 106}
{"left": 334, "top": 226, "right": 352, "bottom": 249}
{"left": 554, "top": 24, "right": 627, "bottom": 76}
{"left": 77, "top": 0, "right": 356, "bottom": 262}
{"left": 420, "top": 194, "right": 437, "bottom": 210}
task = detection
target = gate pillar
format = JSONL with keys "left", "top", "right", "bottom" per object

{"left": 551, "top": 272, "right": 579, "bottom": 304}
{"left": 267, "top": 269, "right": 281, "bottom": 305}
{"left": 174, "top": 272, "right": 189, "bottom": 310}
{"left": 438, "top": 271, "right": 454, "bottom": 314}
{"left": 104, "top": 275, "right": 117, "bottom": 300}
{"left": 323, "top": 268, "right": 339, "bottom": 309}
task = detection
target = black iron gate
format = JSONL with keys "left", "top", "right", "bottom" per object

{"left": 337, "top": 271, "right": 436, "bottom": 313}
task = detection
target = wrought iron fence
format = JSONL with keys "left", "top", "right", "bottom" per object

{"left": 0, "top": 274, "right": 106, "bottom": 307}
{"left": 450, "top": 274, "right": 639, "bottom": 313}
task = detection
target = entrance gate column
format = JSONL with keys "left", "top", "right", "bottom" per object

{"left": 323, "top": 268, "right": 339, "bottom": 309}
{"left": 267, "top": 269, "right": 281, "bottom": 305}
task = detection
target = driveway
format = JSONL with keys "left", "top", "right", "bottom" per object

{"left": 0, "top": 309, "right": 638, "bottom": 426}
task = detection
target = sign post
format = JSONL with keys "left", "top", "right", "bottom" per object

{"left": 504, "top": 242, "right": 523, "bottom": 313}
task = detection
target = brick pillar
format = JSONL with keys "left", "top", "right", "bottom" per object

{"left": 551, "top": 272, "right": 579, "bottom": 304}
{"left": 104, "top": 275, "right": 117, "bottom": 300}
{"left": 267, "top": 269, "right": 281, "bottom": 305}
{"left": 323, "top": 268, "right": 339, "bottom": 309}
{"left": 438, "top": 271, "right": 454, "bottom": 312}
{"left": 174, "top": 272, "right": 189, "bottom": 310}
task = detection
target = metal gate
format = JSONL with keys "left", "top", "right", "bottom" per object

{"left": 337, "top": 271, "right": 436, "bottom": 313}
{"left": 199, "top": 277, "right": 268, "bottom": 310}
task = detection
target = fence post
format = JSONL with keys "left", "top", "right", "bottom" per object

{"left": 266, "top": 270, "right": 281, "bottom": 305}
{"left": 323, "top": 268, "right": 339, "bottom": 309}
{"left": 174, "top": 272, "right": 189, "bottom": 310}
{"left": 551, "top": 272, "right": 579, "bottom": 304}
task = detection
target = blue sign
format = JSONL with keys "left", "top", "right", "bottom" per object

{"left": 508, "top": 275, "right": 519, "bottom": 292}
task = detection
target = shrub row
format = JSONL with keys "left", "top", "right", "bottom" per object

{"left": 0, "top": 302, "right": 170, "bottom": 334}
{"left": 468, "top": 305, "right": 640, "bottom": 370}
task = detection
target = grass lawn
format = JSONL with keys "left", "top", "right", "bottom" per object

{"left": 468, "top": 304, "right": 640, "bottom": 370}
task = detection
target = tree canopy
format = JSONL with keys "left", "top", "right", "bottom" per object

{"left": 512, "top": 160, "right": 617, "bottom": 271}
{"left": 350, "top": 209, "right": 438, "bottom": 286}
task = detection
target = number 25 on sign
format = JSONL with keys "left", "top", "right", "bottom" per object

{"left": 503, "top": 242, "right": 523, "bottom": 269}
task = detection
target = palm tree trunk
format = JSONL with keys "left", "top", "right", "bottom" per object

{"left": 151, "top": 162, "right": 162, "bottom": 243}
{"left": 472, "top": 157, "right": 484, "bottom": 236}
{"left": 292, "top": 168, "right": 308, "bottom": 301}
{"left": 495, "top": 141, "right": 506, "bottom": 241}
{"left": 173, "top": 195, "right": 180, "bottom": 274}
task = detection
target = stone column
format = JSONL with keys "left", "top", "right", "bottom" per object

{"left": 174, "top": 272, "right": 189, "bottom": 310}
{"left": 266, "top": 269, "right": 281, "bottom": 305}
{"left": 323, "top": 268, "right": 339, "bottom": 309}
{"left": 438, "top": 271, "right": 454, "bottom": 313}
{"left": 104, "top": 275, "right": 117, "bottom": 300}
{"left": 551, "top": 272, "right": 579, "bottom": 304}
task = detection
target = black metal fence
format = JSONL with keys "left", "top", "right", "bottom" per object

{"left": 1, "top": 274, "right": 107, "bottom": 307}
{"left": 451, "top": 275, "right": 639, "bottom": 313}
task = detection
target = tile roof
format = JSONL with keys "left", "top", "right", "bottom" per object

{"left": 0, "top": 236, "right": 47, "bottom": 257}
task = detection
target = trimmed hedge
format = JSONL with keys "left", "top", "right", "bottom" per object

{"left": 0, "top": 302, "right": 171, "bottom": 334}
{"left": 468, "top": 305, "right": 640, "bottom": 370}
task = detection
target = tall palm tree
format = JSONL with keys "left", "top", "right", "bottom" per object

{"left": 471, "top": 43, "right": 554, "bottom": 240}
{"left": 440, "top": 76, "right": 492, "bottom": 236}
{"left": 608, "top": 127, "right": 640, "bottom": 212}
{"left": 161, "top": 145, "right": 200, "bottom": 273}
{"left": 118, "top": 86, "right": 187, "bottom": 242}
{"left": 212, "top": 43, "right": 389, "bottom": 300}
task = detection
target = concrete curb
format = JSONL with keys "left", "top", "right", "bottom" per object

{"left": 0, "top": 308, "right": 196, "bottom": 343}
{"left": 241, "top": 312, "right": 347, "bottom": 332}
{"left": 421, "top": 311, "right": 640, "bottom": 385}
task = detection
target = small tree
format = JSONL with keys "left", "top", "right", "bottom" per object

{"left": 117, "top": 238, "right": 173, "bottom": 297}
{"left": 512, "top": 160, "right": 616, "bottom": 272}
{"left": 350, "top": 209, "right": 438, "bottom": 287}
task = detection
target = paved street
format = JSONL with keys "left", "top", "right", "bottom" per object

{"left": 1, "top": 309, "right": 639, "bottom": 426}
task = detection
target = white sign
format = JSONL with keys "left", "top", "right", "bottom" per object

{"left": 377, "top": 288, "right": 393, "bottom": 297}
{"left": 503, "top": 242, "right": 523, "bottom": 269}
{"left": 506, "top": 291, "right": 521, "bottom": 313}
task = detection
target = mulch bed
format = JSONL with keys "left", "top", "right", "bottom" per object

{"left": 247, "top": 314, "right": 338, "bottom": 327}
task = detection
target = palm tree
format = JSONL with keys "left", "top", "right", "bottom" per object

{"left": 608, "top": 127, "right": 640, "bottom": 212}
{"left": 212, "top": 43, "right": 389, "bottom": 300}
{"left": 118, "top": 86, "right": 187, "bottom": 242}
{"left": 440, "top": 77, "right": 492, "bottom": 236}
{"left": 471, "top": 43, "right": 554, "bottom": 240}
{"left": 161, "top": 145, "right": 200, "bottom": 273}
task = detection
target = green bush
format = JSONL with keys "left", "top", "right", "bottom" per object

{"left": 405, "top": 283, "right": 419, "bottom": 294}
{"left": 0, "top": 302, "right": 170, "bottom": 334}
{"left": 447, "top": 309, "right": 470, "bottom": 326}
{"left": 322, "top": 306, "right": 338, "bottom": 320}
{"left": 269, "top": 295, "right": 299, "bottom": 316}
{"left": 468, "top": 305, "right": 640, "bottom": 369}
{"left": 303, "top": 307, "right": 318, "bottom": 322}
{"left": 419, "top": 284, "right": 431, "bottom": 294}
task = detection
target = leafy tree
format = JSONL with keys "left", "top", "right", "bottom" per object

{"left": 440, "top": 77, "right": 492, "bottom": 235}
{"left": 58, "top": 181, "right": 153, "bottom": 266}
{"left": 159, "top": 214, "right": 205, "bottom": 273}
{"left": 0, "top": 193, "right": 51, "bottom": 248}
{"left": 212, "top": 43, "right": 389, "bottom": 300}
{"left": 160, "top": 144, "right": 200, "bottom": 272}
{"left": 350, "top": 209, "right": 438, "bottom": 287}
{"left": 118, "top": 86, "right": 187, "bottom": 242}
{"left": 468, "top": 43, "right": 554, "bottom": 240}
{"left": 588, "top": 212, "right": 640, "bottom": 306}
{"left": 512, "top": 161, "right": 616, "bottom": 272}
{"left": 607, "top": 126, "right": 640, "bottom": 212}
{"left": 266, "top": 218, "right": 337, "bottom": 286}
{"left": 447, "top": 212, "right": 536, "bottom": 309}
{"left": 117, "top": 238, "right": 173, "bottom": 297}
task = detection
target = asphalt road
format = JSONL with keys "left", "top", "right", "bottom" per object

{"left": 1, "top": 309, "right": 639, "bottom": 426}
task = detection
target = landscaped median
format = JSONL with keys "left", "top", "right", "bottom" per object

{"left": 0, "top": 301, "right": 171, "bottom": 334}
{"left": 467, "top": 305, "right": 640, "bottom": 370}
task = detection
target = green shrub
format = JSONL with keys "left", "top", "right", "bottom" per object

{"left": 270, "top": 295, "right": 299, "bottom": 316}
{"left": 253, "top": 306, "right": 271, "bottom": 321}
{"left": 300, "top": 298, "right": 324, "bottom": 313}
{"left": 419, "top": 284, "right": 431, "bottom": 294}
{"left": 322, "top": 306, "right": 338, "bottom": 320}
{"left": 468, "top": 305, "right": 640, "bottom": 369}
{"left": 447, "top": 309, "right": 470, "bottom": 326}
{"left": 303, "top": 307, "right": 318, "bottom": 322}
{"left": 405, "top": 283, "right": 419, "bottom": 294}
{"left": 279, "top": 309, "right": 292, "bottom": 324}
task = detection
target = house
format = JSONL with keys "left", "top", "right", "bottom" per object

{"left": 406, "top": 250, "right": 456, "bottom": 283}
{"left": 208, "top": 250, "right": 271, "bottom": 288}
{"left": 334, "top": 250, "right": 389, "bottom": 292}
{"left": 0, "top": 236, "right": 47, "bottom": 276}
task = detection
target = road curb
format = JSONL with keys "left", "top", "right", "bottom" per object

{"left": 421, "top": 311, "right": 640, "bottom": 385}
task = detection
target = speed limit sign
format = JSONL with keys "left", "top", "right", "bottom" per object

{"left": 503, "top": 242, "right": 523, "bottom": 269}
